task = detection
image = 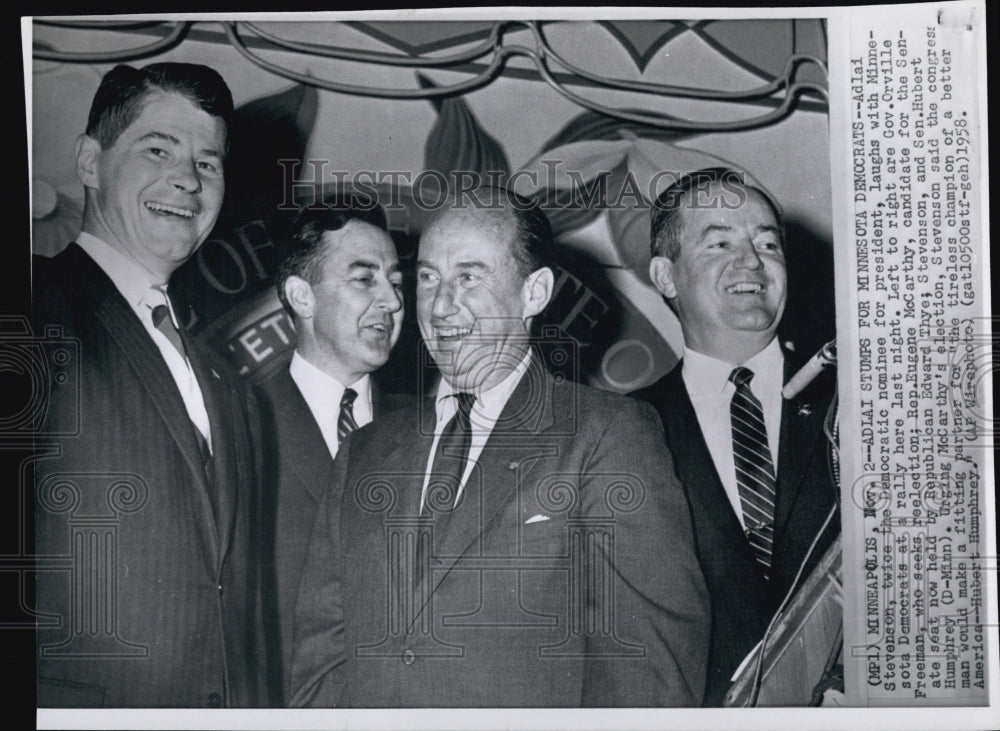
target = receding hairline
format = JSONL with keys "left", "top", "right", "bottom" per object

{"left": 421, "top": 205, "right": 522, "bottom": 255}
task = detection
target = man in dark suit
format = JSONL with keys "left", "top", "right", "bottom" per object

{"left": 290, "top": 188, "right": 710, "bottom": 707}
{"left": 632, "top": 168, "right": 839, "bottom": 705}
{"left": 33, "top": 63, "right": 265, "bottom": 707}
{"left": 257, "top": 202, "right": 404, "bottom": 704}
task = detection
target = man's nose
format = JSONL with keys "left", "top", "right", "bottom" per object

{"left": 732, "top": 241, "right": 763, "bottom": 269}
{"left": 376, "top": 280, "right": 403, "bottom": 312}
{"left": 169, "top": 158, "right": 203, "bottom": 194}
{"left": 430, "top": 281, "right": 459, "bottom": 318}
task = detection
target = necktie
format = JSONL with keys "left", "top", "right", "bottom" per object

{"left": 148, "top": 291, "right": 212, "bottom": 473}
{"left": 729, "top": 367, "right": 776, "bottom": 576}
{"left": 151, "top": 302, "right": 186, "bottom": 360}
{"left": 337, "top": 388, "right": 360, "bottom": 442}
{"left": 417, "top": 392, "right": 476, "bottom": 585}
{"left": 428, "top": 392, "right": 477, "bottom": 510}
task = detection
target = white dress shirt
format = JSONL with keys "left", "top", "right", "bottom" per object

{"left": 288, "top": 351, "right": 373, "bottom": 460}
{"left": 419, "top": 349, "right": 533, "bottom": 512}
{"left": 681, "top": 337, "right": 784, "bottom": 530}
{"left": 76, "top": 232, "right": 213, "bottom": 452}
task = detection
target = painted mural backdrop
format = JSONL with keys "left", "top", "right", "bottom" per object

{"left": 32, "top": 20, "right": 835, "bottom": 393}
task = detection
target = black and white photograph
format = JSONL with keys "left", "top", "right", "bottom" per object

{"left": 17, "top": 6, "right": 994, "bottom": 730}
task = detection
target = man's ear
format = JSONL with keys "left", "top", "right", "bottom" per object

{"left": 75, "top": 134, "right": 102, "bottom": 189}
{"left": 649, "top": 256, "right": 678, "bottom": 299}
{"left": 283, "top": 275, "right": 315, "bottom": 320}
{"left": 521, "top": 266, "right": 554, "bottom": 320}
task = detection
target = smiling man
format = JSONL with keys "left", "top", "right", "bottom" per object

{"left": 34, "top": 64, "right": 266, "bottom": 707}
{"left": 257, "top": 201, "right": 404, "bottom": 704}
{"left": 632, "top": 168, "right": 839, "bottom": 705}
{"left": 291, "top": 188, "right": 709, "bottom": 708}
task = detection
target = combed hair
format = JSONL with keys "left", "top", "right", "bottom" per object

{"left": 274, "top": 197, "right": 389, "bottom": 315}
{"left": 650, "top": 167, "right": 784, "bottom": 260}
{"left": 86, "top": 63, "right": 234, "bottom": 151}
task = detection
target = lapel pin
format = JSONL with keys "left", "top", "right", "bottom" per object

{"left": 797, "top": 402, "right": 813, "bottom": 417}
{"left": 508, "top": 461, "right": 519, "bottom": 470}
{"left": 211, "top": 368, "right": 221, "bottom": 380}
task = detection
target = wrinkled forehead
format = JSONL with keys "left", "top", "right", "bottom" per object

{"left": 676, "top": 183, "right": 779, "bottom": 238}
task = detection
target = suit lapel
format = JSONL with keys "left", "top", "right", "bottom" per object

{"left": 424, "top": 362, "right": 556, "bottom": 599}
{"left": 660, "top": 367, "right": 748, "bottom": 544}
{"left": 187, "top": 345, "right": 237, "bottom": 569}
{"left": 61, "top": 245, "right": 221, "bottom": 564}
{"left": 271, "top": 369, "right": 335, "bottom": 504}
{"left": 774, "top": 357, "right": 834, "bottom": 532}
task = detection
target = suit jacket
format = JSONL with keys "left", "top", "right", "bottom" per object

{"left": 290, "top": 362, "right": 710, "bottom": 707}
{"left": 256, "top": 366, "right": 405, "bottom": 705}
{"left": 632, "top": 352, "right": 839, "bottom": 706}
{"left": 33, "top": 243, "right": 266, "bottom": 708}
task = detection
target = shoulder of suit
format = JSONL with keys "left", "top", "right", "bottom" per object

{"left": 628, "top": 363, "right": 682, "bottom": 405}
{"left": 379, "top": 391, "right": 414, "bottom": 416}
{"left": 255, "top": 364, "right": 293, "bottom": 397}
{"left": 552, "top": 377, "right": 663, "bottom": 428}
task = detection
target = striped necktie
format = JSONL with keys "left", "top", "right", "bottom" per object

{"left": 337, "top": 388, "right": 360, "bottom": 442}
{"left": 729, "top": 366, "right": 776, "bottom": 576}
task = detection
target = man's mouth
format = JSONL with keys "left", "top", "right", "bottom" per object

{"left": 725, "top": 282, "right": 765, "bottom": 294}
{"left": 364, "top": 321, "right": 394, "bottom": 338}
{"left": 145, "top": 201, "right": 197, "bottom": 219}
{"left": 434, "top": 326, "right": 473, "bottom": 341}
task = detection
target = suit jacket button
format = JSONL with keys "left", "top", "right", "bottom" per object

{"left": 401, "top": 649, "right": 416, "bottom": 666}
{"left": 207, "top": 692, "right": 222, "bottom": 707}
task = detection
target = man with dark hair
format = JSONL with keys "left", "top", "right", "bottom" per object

{"left": 291, "top": 189, "right": 709, "bottom": 707}
{"left": 33, "top": 63, "right": 264, "bottom": 707}
{"left": 257, "top": 200, "right": 404, "bottom": 704}
{"left": 633, "top": 168, "right": 839, "bottom": 705}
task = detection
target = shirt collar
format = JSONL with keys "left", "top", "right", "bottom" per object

{"left": 434, "top": 348, "right": 534, "bottom": 424}
{"left": 76, "top": 232, "right": 162, "bottom": 310}
{"left": 682, "top": 337, "right": 784, "bottom": 396}
{"left": 289, "top": 350, "right": 372, "bottom": 409}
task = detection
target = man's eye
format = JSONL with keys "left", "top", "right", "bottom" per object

{"left": 416, "top": 270, "right": 438, "bottom": 285}
{"left": 757, "top": 240, "right": 781, "bottom": 251}
{"left": 353, "top": 276, "right": 374, "bottom": 286}
{"left": 197, "top": 160, "right": 220, "bottom": 174}
{"left": 709, "top": 240, "right": 729, "bottom": 249}
{"left": 147, "top": 147, "right": 168, "bottom": 158}
{"left": 458, "top": 273, "right": 480, "bottom": 287}
{"left": 390, "top": 278, "right": 404, "bottom": 291}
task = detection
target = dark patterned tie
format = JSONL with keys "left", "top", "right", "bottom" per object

{"left": 729, "top": 367, "right": 776, "bottom": 576}
{"left": 428, "top": 392, "right": 477, "bottom": 509}
{"left": 417, "top": 392, "right": 476, "bottom": 585}
{"left": 337, "top": 388, "right": 360, "bottom": 443}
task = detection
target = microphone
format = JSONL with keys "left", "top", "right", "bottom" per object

{"left": 782, "top": 340, "right": 836, "bottom": 399}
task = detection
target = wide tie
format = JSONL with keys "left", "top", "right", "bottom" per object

{"left": 729, "top": 366, "right": 776, "bottom": 577}
{"left": 337, "top": 388, "right": 360, "bottom": 443}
